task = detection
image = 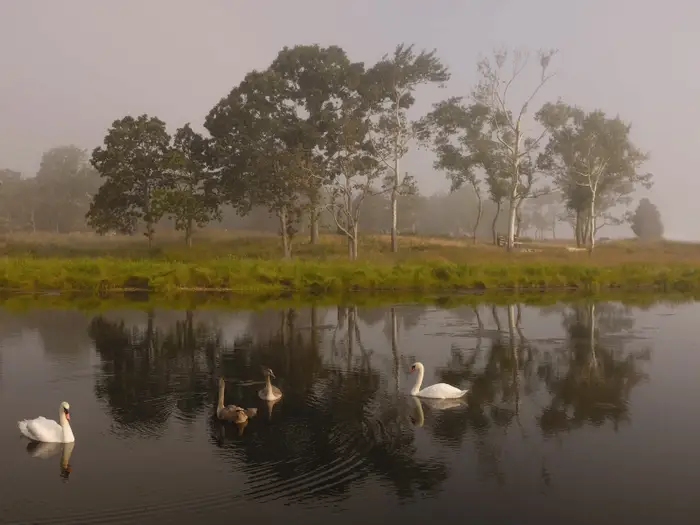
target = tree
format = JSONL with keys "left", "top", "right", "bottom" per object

{"left": 472, "top": 48, "right": 557, "bottom": 250}
{"left": 35, "top": 145, "right": 101, "bottom": 232}
{"left": 365, "top": 43, "right": 450, "bottom": 252}
{"left": 629, "top": 198, "right": 663, "bottom": 240}
{"left": 87, "top": 115, "right": 173, "bottom": 247}
{"left": 206, "top": 70, "right": 313, "bottom": 258}
{"left": 321, "top": 96, "right": 387, "bottom": 259}
{"left": 268, "top": 44, "right": 366, "bottom": 244}
{"left": 0, "top": 169, "right": 27, "bottom": 233}
{"left": 420, "top": 99, "right": 494, "bottom": 243}
{"left": 537, "top": 102, "right": 652, "bottom": 251}
{"left": 160, "top": 124, "right": 222, "bottom": 246}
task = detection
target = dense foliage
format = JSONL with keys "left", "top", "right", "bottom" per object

{"left": 0, "top": 43, "right": 655, "bottom": 257}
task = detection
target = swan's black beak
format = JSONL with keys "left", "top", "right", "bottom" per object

{"left": 269, "top": 371, "right": 276, "bottom": 379}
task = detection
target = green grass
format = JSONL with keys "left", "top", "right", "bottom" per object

{"left": 2, "top": 231, "right": 700, "bottom": 294}
{"left": 1, "top": 256, "right": 700, "bottom": 294}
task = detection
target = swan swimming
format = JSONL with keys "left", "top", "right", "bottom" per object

{"left": 18, "top": 401, "right": 75, "bottom": 443}
{"left": 216, "top": 378, "right": 257, "bottom": 423}
{"left": 409, "top": 362, "right": 468, "bottom": 399}
{"left": 258, "top": 367, "right": 283, "bottom": 401}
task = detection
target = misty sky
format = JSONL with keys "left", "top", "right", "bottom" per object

{"left": 0, "top": 0, "right": 696, "bottom": 239}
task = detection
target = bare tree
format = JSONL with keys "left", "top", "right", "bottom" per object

{"left": 472, "top": 48, "right": 557, "bottom": 251}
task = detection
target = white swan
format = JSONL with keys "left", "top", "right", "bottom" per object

{"left": 18, "top": 401, "right": 75, "bottom": 443}
{"left": 258, "top": 367, "right": 282, "bottom": 401}
{"left": 409, "top": 362, "right": 468, "bottom": 399}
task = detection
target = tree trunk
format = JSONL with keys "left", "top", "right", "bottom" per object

{"left": 146, "top": 220, "right": 154, "bottom": 249}
{"left": 575, "top": 210, "right": 582, "bottom": 247}
{"left": 472, "top": 190, "right": 483, "bottom": 245}
{"left": 352, "top": 223, "right": 359, "bottom": 260}
{"left": 390, "top": 185, "right": 398, "bottom": 253}
{"left": 309, "top": 187, "right": 320, "bottom": 244}
{"left": 492, "top": 200, "right": 501, "bottom": 245}
{"left": 390, "top": 140, "right": 400, "bottom": 253}
{"left": 279, "top": 207, "right": 292, "bottom": 259}
{"left": 185, "top": 218, "right": 193, "bottom": 247}
{"left": 581, "top": 210, "right": 590, "bottom": 248}
{"left": 506, "top": 198, "right": 517, "bottom": 252}
{"left": 310, "top": 213, "right": 319, "bottom": 244}
{"left": 588, "top": 196, "right": 596, "bottom": 253}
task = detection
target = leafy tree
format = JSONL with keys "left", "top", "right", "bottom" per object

{"left": 0, "top": 148, "right": 100, "bottom": 234}
{"left": 365, "top": 43, "right": 450, "bottom": 252}
{"left": 629, "top": 198, "right": 663, "bottom": 240}
{"left": 206, "top": 70, "right": 313, "bottom": 258}
{"left": 537, "top": 102, "right": 652, "bottom": 251}
{"left": 268, "top": 44, "right": 365, "bottom": 244}
{"left": 87, "top": 115, "right": 173, "bottom": 247}
{"left": 420, "top": 99, "right": 494, "bottom": 243}
{"left": 159, "top": 124, "right": 221, "bottom": 246}
{"left": 35, "top": 145, "right": 101, "bottom": 232}
{"left": 0, "top": 169, "right": 27, "bottom": 232}
{"left": 472, "top": 48, "right": 557, "bottom": 250}
{"left": 321, "top": 95, "right": 387, "bottom": 259}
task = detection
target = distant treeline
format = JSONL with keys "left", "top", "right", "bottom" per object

{"left": 1, "top": 43, "right": 660, "bottom": 257}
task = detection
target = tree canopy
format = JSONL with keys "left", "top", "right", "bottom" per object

{"left": 629, "top": 198, "right": 663, "bottom": 240}
{"left": 87, "top": 114, "right": 173, "bottom": 246}
{"left": 537, "top": 102, "right": 652, "bottom": 249}
{"left": 0, "top": 42, "right": 659, "bottom": 256}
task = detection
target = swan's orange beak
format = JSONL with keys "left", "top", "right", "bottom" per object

{"left": 64, "top": 410, "right": 70, "bottom": 421}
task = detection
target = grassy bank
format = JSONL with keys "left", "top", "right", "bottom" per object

{"left": 2, "top": 232, "right": 700, "bottom": 294}
{"left": 1, "top": 289, "right": 698, "bottom": 314}
{"left": 1, "top": 256, "right": 700, "bottom": 294}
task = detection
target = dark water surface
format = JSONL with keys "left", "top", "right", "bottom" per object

{"left": 1, "top": 300, "right": 699, "bottom": 524}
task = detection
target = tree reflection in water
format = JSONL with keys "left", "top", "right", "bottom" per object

{"left": 88, "top": 305, "right": 449, "bottom": 503}
{"left": 86, "top": 301, "right": 650, "bottom": 501}
{"left": 89, "top": 309, "right": 222, "bottom": 436}
{"left": 434, "top": 301, "right": 650, "bottom": 486}
{"left": 538, "top": 302, "right": 650, "bottom": 434}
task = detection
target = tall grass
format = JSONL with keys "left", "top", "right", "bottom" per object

{"left": 1, "top": 256, "right": 700, "bottom": 294}
{"left": 2, "top": 232, "right": 700, "bottom": 294}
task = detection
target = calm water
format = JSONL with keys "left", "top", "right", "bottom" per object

{"left": 0, "top": 300, "right": 699, "bottom": 524}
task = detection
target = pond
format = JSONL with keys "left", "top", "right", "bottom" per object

{"left": 0, "top": 299, "right": 698, "bottom": 524}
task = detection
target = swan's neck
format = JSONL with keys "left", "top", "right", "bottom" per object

{"left": 411, "top": 365, "right": 425, "bottom": 395}
{"left": 217, "top": 382, "right": 225, "bottom": 410}
{"left": 59, "top": 412, "right": 75, "bottom": 442}
{"left": 265, "top": 375, "right": 273, "bottom": 397}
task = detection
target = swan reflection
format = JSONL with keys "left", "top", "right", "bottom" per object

{"left": 410, "top": 396, "right": 468, "bottom": 427}
{"left": 25, "top": 441, "right": 75, "bottom": 480}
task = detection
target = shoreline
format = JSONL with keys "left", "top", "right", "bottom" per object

{"left": 1, "top": 256, "right": 700, "bottom": 294}
{"left": 0, "top": 288, "right": 698, "bottom": 314}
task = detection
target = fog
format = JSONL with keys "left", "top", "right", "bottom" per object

{"left": 0, "top": 0, "right": 695, "bottom": 239}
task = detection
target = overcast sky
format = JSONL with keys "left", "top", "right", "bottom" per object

{"left": 0, "top": 0, "right": 696, "bottom": 239}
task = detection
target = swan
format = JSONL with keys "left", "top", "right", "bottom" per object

{"left": 216, "top": 378, "right": 257, "bottom": 423}
{"left": 18, "top": 401, "right": 75, "bottom": 443}
{"left": 409, "top": 362, "right": 468, "bottom": 399}
{"left": 258, "top": 367, "right": 282, "bottom": 401}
